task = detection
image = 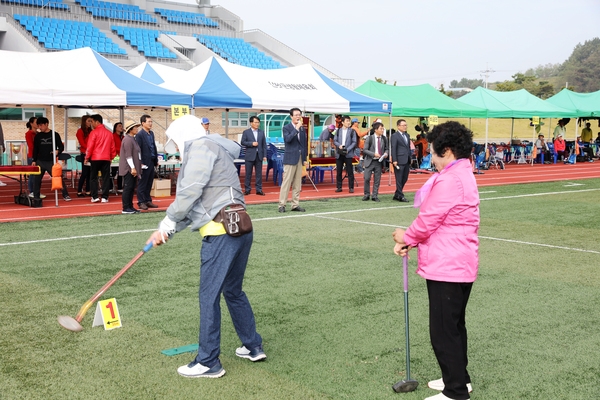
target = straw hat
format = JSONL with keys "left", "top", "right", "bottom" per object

{"left": 124, "top": 120, "right": 141, "bottom": 134}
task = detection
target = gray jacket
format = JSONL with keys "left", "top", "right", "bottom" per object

{"left": 166, "top": 134, "right": 244, "bottom": 233}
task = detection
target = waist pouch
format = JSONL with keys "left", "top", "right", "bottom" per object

{"left": 214, "top": 203, "right": 253, "bottom": 236}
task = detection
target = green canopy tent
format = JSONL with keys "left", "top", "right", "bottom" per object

{"left": 546, "top": 88, "right": 600, "bottom": 117}
{"left": 457, "top": 88, "right": 577, "bottom": 159}
{"left": 355, "top": 81, "right": 488, "bottom": 118}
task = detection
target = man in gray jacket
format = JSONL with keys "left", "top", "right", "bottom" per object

{"left": 147, "top": 118, "right": 265, "bottom": 378}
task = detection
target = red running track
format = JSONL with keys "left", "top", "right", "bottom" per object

{"left": 1, "top": 161, "right": 598, "bottom": 223}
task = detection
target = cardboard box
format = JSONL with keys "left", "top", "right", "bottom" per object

{"left": 151, "top": 178, "right": 171, "bottom": 197}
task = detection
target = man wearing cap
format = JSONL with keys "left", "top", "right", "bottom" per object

{"left": 390, "top": 119, "right": 411, "bottom": 202}
{"left": 201, "top": 117, "right": 210, "bottom": 134}
{"left": 136, "top": 114, "right": 159, "bottom": 210}
{"left": 146, "top": 117, "right": 265, "bottom": 378}
{"left": 241, "top": 116, "right": 267, "bottom": 195}
{"left": 319, "top": 124, "right": 336, "bottom": 142}
{"left": 119, "top": 121, "right": 142, "bottom": 214}
{"left": 334, "top": 116, "right": 357, "bottom": 193}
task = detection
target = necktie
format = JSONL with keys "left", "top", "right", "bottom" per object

{"left": 403, "top": 133, "right": 407, "bottom": 144}
{"left": 377, "top": 137, "right": 382, "bottom": 154}
{"left": 253, "top": 130, "right": 257, "bottom": 141}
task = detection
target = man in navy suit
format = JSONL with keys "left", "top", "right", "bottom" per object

{"left": 278, "top": 108, "right": 307, "bottom": 213}
{"left": 241, "top": 116, "right": 267, "bottom": 196}
{"left": 390, "top": 119, "right": 411, "bottom": 202}
{"left": 135, "top": 114, "right": 159, "bottom": 210}
{"left": 334, "top": 116, "right": 357, "bottom": 193}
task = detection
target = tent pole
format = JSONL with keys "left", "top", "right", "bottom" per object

{"left": 225, "top": 109, "right": 229, "bottom": 139}
{"left": 388, "top": 112, "right": 392, "bottom": 186}
{"left": 64, "top": 108, "right": 68, "bottom": 150}
{"left": 485, "top": 118, "right": 489, "bottom": 148}
{"left": 510, "top": 118, "right": 514, "bottom": 144}
{"left": 51, "top": 105, "right": 58, "bottom": 207}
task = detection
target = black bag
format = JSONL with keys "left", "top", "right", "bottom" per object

{"left": 214, "top": 203, "right": 253, "bottom": 236}
{"left": 361, "top": 117, "right": 368, "bottom": 129}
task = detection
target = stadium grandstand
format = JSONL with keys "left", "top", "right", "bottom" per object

{"left": 0, "top": 0, "right": 348, "bottom": 85}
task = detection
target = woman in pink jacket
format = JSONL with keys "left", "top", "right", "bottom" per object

{"left": 393, "top": 121, "right": 480, "bottom": 400}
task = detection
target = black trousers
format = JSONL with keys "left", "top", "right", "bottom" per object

{"left": 121, "top": 172, "right": 136, "bottom": 210}
{"left": 427, "top": 280, "right": 473, "bottom": 400}
{"left": 77, "top": 153, "right": 90, "bottom": 193}
{"left": 336, "top": 156, "right": 354, "bottom": 189}
{"left": 244, "top": 157, "right": 263, "bottom": 192}
{"left": 393, "top": 162, "right": 410, "bottom": 198}
{"left": 90, "top": 160, "right": 111, "bottom": 200}
{"left": 33, "top": 159, "right": 68, "bottom": 199}
{"left": 137, "top": 166, "right": 154, "bottom": 205}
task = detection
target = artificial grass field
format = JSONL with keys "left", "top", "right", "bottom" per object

{"left": 1, "top": 178, "right": 599, "bottom": 399}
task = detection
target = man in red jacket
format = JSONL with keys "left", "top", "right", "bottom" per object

{"left": 85, "top": 114, "right": 116, "bottom": 203}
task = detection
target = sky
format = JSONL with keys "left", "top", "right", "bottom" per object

{"left": 174, "top": 0, "right": 600, "bottom": 89}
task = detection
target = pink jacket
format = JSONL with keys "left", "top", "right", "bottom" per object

{"left": 404, "top": 158, "right": 480, "bottom": 283}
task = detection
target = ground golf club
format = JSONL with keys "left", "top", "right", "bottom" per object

{"left": 392, "top": 254, "right": 419, "bottom": 393}
{"left": 58, "top": 242, "right": 153, "bottom": 332}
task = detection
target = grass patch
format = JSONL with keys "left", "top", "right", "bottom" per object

{"left": 1, "top": 179, "right": 599, "bottom": 399}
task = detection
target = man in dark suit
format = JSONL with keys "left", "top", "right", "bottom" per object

{"left": 278, "top": 108, "right": 307, "bottom": 213}
{"left": 334, "top": 116, "right": 357, "bottom": 193}
{"left": 241, "top": 116, "right": 267, "bottom": 196}
{"left": 390, "top": 119, "right": 411, "bottom": 202}
{"left": 362, "top": 122, "right": 388, "bottom": 202}
{"left": 135, "top": 114, "right": 159, "bottom": 210}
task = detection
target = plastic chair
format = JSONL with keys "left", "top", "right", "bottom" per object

{"left": 57, "top": 153, "right": 74, "bottom": 187}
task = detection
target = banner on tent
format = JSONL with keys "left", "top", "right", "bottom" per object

{"left": 171, "top": 105, "right": 190, "bottom": 120}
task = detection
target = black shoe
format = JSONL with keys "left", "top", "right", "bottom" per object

{"left": 122, "top": 208, "right": 136, "bottom": 214}
{"left": 349, "top": 188, "right": 354, "bottom": 193}
{"left": 256, "top": 191, "right": 265, "bottom": 196}
{"left": 278, "top": 206, "right": 285, "bottom": 213}
{"left": 335, "top": 188, "right": 342, "bottom": 193}
{"left": 362, "top": 195, "right": 370, "bottom": 201}
{"left": 291, "top": 206, "right": 305, "bottom": 212}
{"left": 372, "top": 197, "right": 380, "bottom": 202}
{"left": 392, "top": 195, "right": 402, "bottom": 202}
{"left": 244, "top": 190, "right": 251, "bottom": 195}
{"left": 399, "top": 197, "right": 409, "bottom": 203}
{"left": 76, "top": 192, "right": 85, "bottom": 197}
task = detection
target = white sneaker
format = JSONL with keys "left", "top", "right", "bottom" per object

{"left": 101, "top": 198, "right": 109, "bottom": 203}
{"left": 40, "top": 194, "right": 46, "bottom": 199}
{"left": 235, "top": 345, "right": 267, "bottom": 362}
{"left": 177, "top": 361, "right": 225, "bottom": 378}
{"left": 425, "top": 393, "right": 468, "bottom": 400}
{"left": 0, "top": 181, "right": 7, "bottom": 186}
{"left": 428, "top": 378, "right": 473, "bottom": 393}
{"left": 91, "top": 198, "right": 100, "bottom": 203}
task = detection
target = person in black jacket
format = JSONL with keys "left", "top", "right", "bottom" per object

{"left": 135, "top": 114, "right": 159, "bottom": 210}
{"left": 31, "top": 117, "right": 71, "bottom": 201}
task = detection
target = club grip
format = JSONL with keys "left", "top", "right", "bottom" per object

{"left": 143, "top": 242, "right": 153, "bottom": 252}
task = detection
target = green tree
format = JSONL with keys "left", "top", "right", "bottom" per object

{"left": 559, "top": 38, "right": 600, "bottom": 92}
{"left": 449, "top": 78, "right": 484, "bottom": 89}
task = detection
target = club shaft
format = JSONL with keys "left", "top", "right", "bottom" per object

{"left": 403, "top": 255, "right": 411, "bottom": 380}
{"left": 74, "top": 245, "right": 151, "bottom": 322}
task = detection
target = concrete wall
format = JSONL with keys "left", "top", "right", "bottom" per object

{"left": 0, "top": 15, "right": 41, "bottom": 52}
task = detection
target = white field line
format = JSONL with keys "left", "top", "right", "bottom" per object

{"left": 0, "top": 229, "right": 155, "bottom": 247}
{"left": 1, "top": 187, "right": 599, "bottom": 252}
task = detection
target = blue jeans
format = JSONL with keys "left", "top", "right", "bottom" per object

{"left": 194, "top": 231, "right": 262, "bottom": 367}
